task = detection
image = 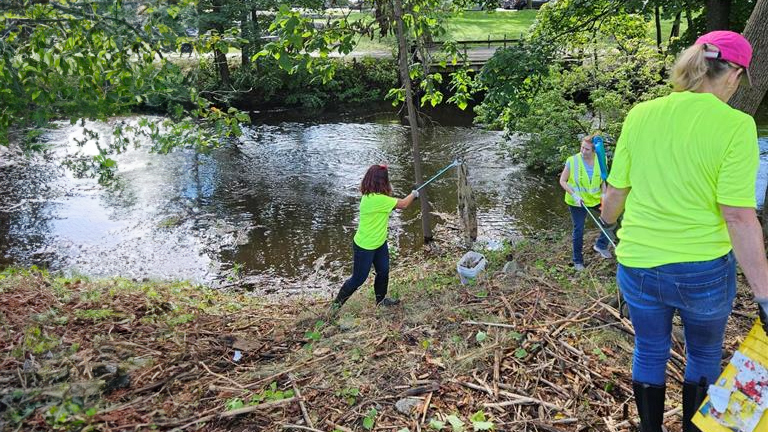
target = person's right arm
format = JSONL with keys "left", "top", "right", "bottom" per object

{"left": 721, "top": 205, "right": 768, "bottom": 304}
{"left": 559, "top": 164, "right": 574, "bottom": 195}
{"left": 395, "top": 190, "right": 419, "bottom": 210}
{"left": 559, "top": 163, "right": 583, "bottom": 206}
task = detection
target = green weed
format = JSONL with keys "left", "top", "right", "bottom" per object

{"left": 75, "top": 309, "right": 114, "bottom": 321}
{"left": 22, "top": 326, "right": 61, "bottom": 355}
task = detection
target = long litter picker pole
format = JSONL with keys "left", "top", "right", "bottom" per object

{"left": 415, "top": 159, "right": 460, "bottom": 192}
{"left": 580, "top": 201, "right": 617, "bottom": 249}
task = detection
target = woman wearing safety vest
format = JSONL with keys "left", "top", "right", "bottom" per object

{"left": 558, "top": 134, "right": 612, "bottom": 272}
{"left": 600, "top": 31, "right": 768, "bottom": 432}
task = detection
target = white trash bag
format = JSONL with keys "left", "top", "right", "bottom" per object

{"left": 457, "top": 251, "right": 487, "bottom": 285}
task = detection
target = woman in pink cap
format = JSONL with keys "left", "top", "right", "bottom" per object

{"left": 600, "top": 31, "right": 768, "bottom": 432}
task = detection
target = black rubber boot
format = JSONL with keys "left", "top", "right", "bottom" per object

{"left": 633, "top": 381, "right": 666, "bottom": 432}
{"left": 682, "top": 378, "right": 707, "bottom": 432}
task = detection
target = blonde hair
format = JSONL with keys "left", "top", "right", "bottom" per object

{"left": 581, "top": 133, "right": 597, "bottom": 148}
{"left": 671, "top": 43, "right": 732, "bottom": 91}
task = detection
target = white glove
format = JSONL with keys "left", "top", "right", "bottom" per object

{"left": 411, "top": 189, "right": 419, "bottom": 198}
{"left": 571, "top": 192, "right": 583, "bottom": 206}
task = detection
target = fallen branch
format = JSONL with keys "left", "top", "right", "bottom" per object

{"left": 456, "top": 380, "right": 567, "bottom": 412}
{"left": 282, "top": 423, "right": 324, "bottom": 432}
{"left": 289, "top": 373, "right": 314, "bottom": 429}
{"left": 173, "top": 397, "right": 298, "bottom": 430}
{"left": 462, "top": 320, "right": 517, "bottom": 329}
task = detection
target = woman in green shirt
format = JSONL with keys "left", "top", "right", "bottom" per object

{"left": 332, "top": 165, "right": 418, "bottom": 310}
{"left": 601, "top": 31, "right": 768, "bottom": 432}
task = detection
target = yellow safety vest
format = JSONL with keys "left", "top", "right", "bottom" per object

{"left": 564, "top": 154, "right": 602, "bottom": 207}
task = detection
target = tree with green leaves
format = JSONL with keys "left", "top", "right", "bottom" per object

{"left": 258, "top": 0, "right": 477, "bottom": 242}
{"left": 0, "top": 0, "right": 249, "bottom": 180}
{"left": 477, "top": 0, "right": 671, "bottom": 172}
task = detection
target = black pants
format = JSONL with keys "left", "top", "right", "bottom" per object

{"left": 334, "top": 241, "right": 389, "bottom": 305}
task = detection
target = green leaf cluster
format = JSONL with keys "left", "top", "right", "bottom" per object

{"left": 429, "top": 411, "right": 494, "bottom": 431}
{"left": 476, "top": 0, "right": 672, "bottom": 173}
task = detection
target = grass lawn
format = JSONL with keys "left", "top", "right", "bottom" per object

{"left": 648, "top": 17, "right": 689, "bottom": 46}
{"left": 341, "top": 9, "right": 685, "bottom": 54}
{"left": 343, "top": 9, "right": 537, "bottom": 52}
{"left": 441, "top": 9, "right": 538, "bottom": 41}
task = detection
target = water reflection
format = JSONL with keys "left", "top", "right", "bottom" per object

{"left": 6, "top": 107, "right": 763, "bottom": 287}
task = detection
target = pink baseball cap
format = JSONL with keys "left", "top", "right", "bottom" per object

{"left": 695, "top": 30, "right": 753, "bottom": 85}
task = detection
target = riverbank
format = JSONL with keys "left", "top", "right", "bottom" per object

{"left": 0, "top": 231, "right": 759, "bottom": 431}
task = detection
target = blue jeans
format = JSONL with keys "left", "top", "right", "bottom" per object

{"left": 335, "top": 241, "right": 390, "bottom": 305}
{"left": 618, "top": 252, "right": 736, "bottom": 386}
{"left": 568, "top": 204, "right": 609, "bottom": 265}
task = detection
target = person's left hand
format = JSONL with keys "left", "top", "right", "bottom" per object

{"left": 411, "top": 189, "right": 419, "bottom": 198}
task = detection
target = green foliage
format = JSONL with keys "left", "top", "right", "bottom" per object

{"left": 215, "top": 56, "right": 398, "bottom": 109}
{"left": 250, "top": 381, "right": 294, "bottom": 404}
{"left": 225, "top": 397, "right": 245, "bottom": 410}
{"left": 22, "top": 326, "right": 61, "bottom": 355}
{"left": 592, "top": 347, "right": 608, "bottom": 361}
{"left": 45, "top": 399, "right": 91, "bottom": 429}
{"left": 259, "top": 0, "right": 480, "bottom": 112}
{"left": 477, "top": 0, "right": 672, "bottom": 173}
{"left": 474, "top": 41, "right": 552, "bottom": 129}
{"left": 447, "top": 414, "right": 466, "bottom": 431}
{"left": 336, "top": 387, "right": 360, "bottom": 405}
{"left": 1, "top": 0, "right": 248, "bottom": 175}
{"left": 167, "top": 313, "right": 196, "bottom": 327}
{"left": 305, "top": 319, "right": 325, "bottom": 342}
{"left": 362, "top": 407, "right": 378, "bottom": 430}
{"left": 430, "top": 419, "right": 446, "bottom": 430}
{"left": 469, "top": 410, "right": 494, "bottom": 430}
{"left": 432, "top": 412, "right": 490, "bottom": 431}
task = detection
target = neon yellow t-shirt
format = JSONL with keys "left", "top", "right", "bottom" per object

{"left": 353, "top": 193, "right": 398, "bottom": 250}
{"left": 608, "top": 91, "right": 758, "bottom": 268}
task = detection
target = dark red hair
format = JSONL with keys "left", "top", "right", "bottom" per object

{"left": 360, "top": 164, "right": 392, "bottom": 195}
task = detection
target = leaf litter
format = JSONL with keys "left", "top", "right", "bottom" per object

{"left": 0, "top": 228, "right": 759, "bottom": 432}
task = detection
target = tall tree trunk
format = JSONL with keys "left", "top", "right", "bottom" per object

{"left": 654, "top": 6, "right": 662, "bottom": 52}
{"left": 729, "top": 0, "right": 768, "bottom": 116}
{"left": 251, "top": 10, "right": 261, "bottom": 72}
{"left": 215, "top": 49, "right": 230, "bottom": 87}
{"left": 393, "top": 0, "right": 433, "bottom": 242}
{"left": 685, "top": 8, "right": 694, "bottom": 30}
{"left": 241, "top": 12, "right": 250, "bottom": 68}
{"left": 669, "top": 11, "right": 681, "bottom": 40}
{"left": 211, "top": 0, "right": 230, "bottom": 87}
{"left": 706, "top": 0, "right": 731, "bottom": 31}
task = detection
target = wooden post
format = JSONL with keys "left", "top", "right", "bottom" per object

{"left": 457, "top": 162, "right": 477, "bottom": 249}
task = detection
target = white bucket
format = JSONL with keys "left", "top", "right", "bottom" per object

{"left": 457, "top": 251, "right": 487, "bottom": 285}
